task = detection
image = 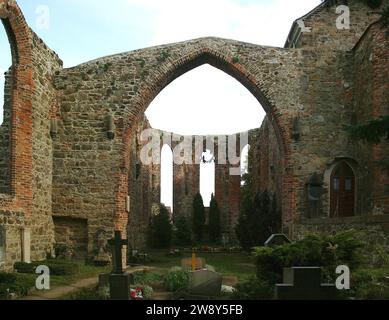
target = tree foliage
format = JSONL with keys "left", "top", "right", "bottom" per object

{"left": 149, "top": 204, "right": 172, "bottom": 249}
{"left": 208, "top": 194, "right": 221, "bottom": 243}
{"left": 173, "top": 215, "right": 192, "bottom": 246}
{"left": 347, "top": 115, "right": 389, "bottom": 172}
{"left": 192, "top": 193, "right": 206, "bottom": 242}
{"left": 236, "top": 148, "right": 282, "bottom": 250}
{"left": 236, "top": 191, "right": 282, "bottom": 251}
{"left": 348, "top": 116, "right": 389, "bottom": 144}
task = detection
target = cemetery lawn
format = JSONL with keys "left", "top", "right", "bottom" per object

{"left": 14, "top": 262, "right": 110, "bottom": 289}
{"left": 145, "top": 251, "right": 256, "bottom": 281}
{"left": 50, "top": 263, "right": 110, "bottom": 287}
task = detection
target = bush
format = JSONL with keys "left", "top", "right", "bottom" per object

{"left": 349, "top": 269, "right": 389, "bottom": 300}
{"left": 134, "top": 285, "right": 153, "bottom": 300}
{"left": 231, "top": 276, "right": 274, "bottom": 300}
{"left": 0, "top": 274, "right": 34, "bottom": 299}
{"left": 14, "top": 260, "right": 80, "bottom": 276}
{"left": 54, "top": 243, "right": 73, "bottom": 259}
{"left": 132, "top": 271, "right": 164, "bottom": 286}
{"left": 370, "top": 245, "right": 389, "bottom": 268}
{"left": 149, "top": 204, "right": 173, "bottom": 249}
{"left": 163, "top": 271, "right": 190, "bottom": 292}
{"left": 254, "top": 230, "right": 364, "bottom": 284}
{"left": 49, "top": 261, "right": 80, "bottom": 276}
{"left": 66, "top": 286, "right": 108, "bottom": 300}
{"left": 0, "top": 272, "right": 17, "bottom": 284}
{"left": 173, "top": 216, "right": 192, "bottom": 246}
{"left": 14, "top": 262, "right": 38, "bottom": 274}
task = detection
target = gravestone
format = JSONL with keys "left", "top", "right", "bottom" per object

{"left": 264, "top": 234, "right": 292, "bottom": 247}
{"left": 275, "top": 267, "right": 337, "bottom": 300}
{"left": 107, "top": 231, "right": 131, "bottom": 300}
{"left": 21, "top": 228, "right": 31, "bottom": 263}
{"left": 188, "top": 270, "right": 223, "bottom": 297}
{"left": 94, "top": 229, "right": 110, "bottom": 266}
{"left": 0, "top": 226, "right": 5, "bottom": 264}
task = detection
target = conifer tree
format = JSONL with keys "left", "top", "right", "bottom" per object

{"left": 208, "top": 194, "right": 221, "bottom": 243}
{"left": 192, "top": 193, "right": 206, "bottom": 243}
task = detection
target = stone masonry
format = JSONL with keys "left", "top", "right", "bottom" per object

{"left": 0, "top": 0, "right": 388, "bottom": 269}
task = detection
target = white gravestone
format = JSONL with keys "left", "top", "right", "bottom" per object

{"left": 21, "top": 228, "right": 31, "bottom": 263}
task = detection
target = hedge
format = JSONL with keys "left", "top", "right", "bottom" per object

{"left": 14, "top": 260, "right": 80, "bottom": 276}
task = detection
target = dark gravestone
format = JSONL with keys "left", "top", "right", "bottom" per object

{"left": 275, "top": 267, "right": 337, "bottom": 300}
{"left": 188, "top": 270, "right": 223, "bottom": 297}
{"left": 264, "top": 234, "right": 291, "bottom": 247}
{"left": 107, "top": 231, "right": 130, "bottom": 300}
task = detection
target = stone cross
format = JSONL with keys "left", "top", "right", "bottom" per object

{"left": 108, "top": 231, "right": 127, "bottom": 274}
{"left": 275, "top": 267, "right": 337, "bottom": 300}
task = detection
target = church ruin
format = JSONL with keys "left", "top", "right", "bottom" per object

{"left": 0, "top": 0, "right": 388, "bottom": 270}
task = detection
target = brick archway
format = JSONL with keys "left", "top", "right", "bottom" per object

{"left": 0, "top": 0, "right": 34, "bottom": 214}
{"left": 118, "top": 39, "right": 297, "bottom": 236}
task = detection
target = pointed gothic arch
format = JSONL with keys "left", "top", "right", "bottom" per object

{"left": 118, "top": 39, "right": 297, "bottom": 233}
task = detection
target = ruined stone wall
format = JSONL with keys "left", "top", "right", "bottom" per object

{"left": 53, "top": 216, "right": 88, "bottom": 260}
{"left": 0, "top": 211, "right": 24, "bottom": 271}
{"left": 0, "top": 1, "right": 62, "bottom": 269}
{"left": 127, "top": 115, "right": 160, "bottom": 250}
{"left": 249, "top": 121, "right": 283, "bottom": 211}
{"left": 153, "top": 132, "right": 245, "bottom": 241}
{"left": 52, "top": 64, "right": 124, "bottom": 259}
{"left": 53, "top": 37, "right": 303, "bottom": 247}
{"left": 29, "top": 32, "right": 63, "bottom": 261}
{"left": 287, "top": 0, "right": 385, "bottom": 51}
{"left": 173, "top": 162, "right": 200, "bottom": 220}
{"left": 0, "top": 68, "right": 12, "bottom": 194}
{"left": 350, "top": 23, "right": 389, "bottom": 216}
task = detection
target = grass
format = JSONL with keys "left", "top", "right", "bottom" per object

{"left": 9, "top": 262, "right": 110, "bottom": 292}
{"left": 144, "top": 250, "right": 256, "bottom": 281}
{"left": 50, "top": 262, "right": 110, "bottom": 287}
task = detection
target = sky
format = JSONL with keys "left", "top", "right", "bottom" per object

{"left": 0, "top": 0, "right": 322, "bottom": 206}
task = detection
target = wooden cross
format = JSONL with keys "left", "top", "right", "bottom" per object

{"left": 108, "top": 231, "right": 127, "bottom": 274}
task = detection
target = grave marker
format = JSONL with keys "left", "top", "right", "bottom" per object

{"left": 21, "top": 228, "right": 31, "bottom": 263}
{"left": 188, "top": 270, "right": 223, "bottom": 297}
{"left": 181, "top": 255, "right": 205, "bottom": 271}
{"left": 264, "top": 234, "right": 291, "bottom": 247}
{"left": 275, "top": 267, "right": 338, "bottom": 300}
{"left": 107, "top": 231, "right": 131, "bottom": 300}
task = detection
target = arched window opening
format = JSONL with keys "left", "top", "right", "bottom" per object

{"left": 0, "top": 20, "right": 12, "bottom": 126}
{"left": 200, "top": 150, "right": 215, "bottom": 207}
{"left": 241, "top": 145, "right": 250, "bottom": 186}
{"left": 0, "top": 20, "right": 13, "bottom": 194}
{"left": 330, "top": 161, "right": 355, "bottom": 218}
{"left": 145, "top": 65, "right": 265, "bottom": 135}
{"left": 161, "top": 144, "right": 173, "bottom": 211}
